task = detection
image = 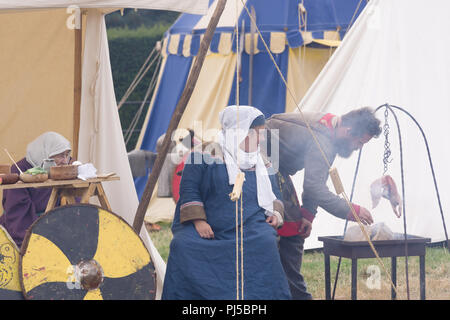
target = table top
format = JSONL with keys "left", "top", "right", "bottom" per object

{"left": 318, "top": 234, "right": 432, "bottom": 247}
{"left": 0, "top": 174, "right": 120, "bottom": 190}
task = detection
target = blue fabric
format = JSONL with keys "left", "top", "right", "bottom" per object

{"left": 303, "top": 0, "right": 365, "bottom": 32}
{"left": 239, "top": 0, "right": 300, "bottom": 33}
{"left": 167, "top": 0, "right": 366, "bottom": 46}
{"left": 228, "top": 50, "right": 289, "bottom": 118}
{"left": 162, "top": 152, "right": 291, "bottom": 300}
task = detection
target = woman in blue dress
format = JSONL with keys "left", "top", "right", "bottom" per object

{"left": 162, "top": 106, "right": 291, "bottom": 300}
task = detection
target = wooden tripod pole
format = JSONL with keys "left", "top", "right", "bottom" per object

{"left": 132, "top": 0, "right": 227, "bottom": 232}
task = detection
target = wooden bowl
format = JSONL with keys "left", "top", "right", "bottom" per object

{"left": 0, "top": 173, "right": 19, "bottom": 184}
{"left": 20, "top": 173, "right": 48, "bottom": 183}
{"left": 49, "top": 165, "right": 78, "bottom": 180}
{"left": 0, "top": 165, "right": 11, "bottom": 175}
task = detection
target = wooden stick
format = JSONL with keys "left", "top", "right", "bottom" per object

{"left": 229, "top": 172, "right": 245, "bottom": 201}
{"left": 132, "top": 0, "right": 227, "bottom": 233}
{"left": 72, "top": 12, "right": 83, "bottom": 160}
{"left": 4, "top": 149, "right": 23, "bottom": 175}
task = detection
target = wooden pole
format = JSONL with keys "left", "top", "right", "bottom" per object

{"left": 248, "top": 5, "right": 256, "bottom": 106}
{"left": 73, "top": 12, "right": 83, "bottom": 160}
{"left": 132, "top": 0, "right": 227, "bottom": 232}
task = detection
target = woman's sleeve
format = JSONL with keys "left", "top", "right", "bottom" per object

{"left": 178, "top": 152, "right": 208, "bottom": 224}
{"left": 268, "top": 167, "right": 285, "bottom": 218}
{"left": 2, "top": 188, "right": 38, "bottom": 247}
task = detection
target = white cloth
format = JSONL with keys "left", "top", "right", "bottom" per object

{"left": 77, "top": 163, "right": 97, "bottom": 180}
{"left": 78, "top": 10, "right": 166, "bottom": 298}
{"left": 26, "top": 131, "right": 71, "bottom": 167}
{"left": 217, "top": 105, "right": 276, "bottom": 214}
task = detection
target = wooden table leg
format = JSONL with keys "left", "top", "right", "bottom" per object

{"left": 45, "top": 188, "right": 59, "bottom": 212}
{"left": 96, "top": 183, "right": 112, "bottom": 211}
{"left": 420, "top": 255, "right": 426, "bottom": 300}
{"left": 351, "top": 259, "right": 357, "bottom": 300}
{"left": 391, "top": 257, "right": 397, "bottom": 300}
{"left": 325, "top": 254, "right": 331, "bottom": 300}
{"left": 81, "top": 183, "right": 97, "bottom": 203}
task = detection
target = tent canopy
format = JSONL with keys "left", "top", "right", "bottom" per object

{"left": 0, "top": 1, "right": 208, "bottom": 14}
{"left": 164, "top": 0, "right": 364, "bottom": 57}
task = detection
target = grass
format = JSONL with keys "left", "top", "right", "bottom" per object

{"left": 146, "top": 221, "right": 173, "bottom": 262}
{"left": 147, "top": 222, "right": 450, "bottom": 300}
{"left": 302, "top": 247, "right": 449, "bottom": 300}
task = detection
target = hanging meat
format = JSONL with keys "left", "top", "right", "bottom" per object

{"left": 370, "top": 175, "right": 402, "bottom": 218}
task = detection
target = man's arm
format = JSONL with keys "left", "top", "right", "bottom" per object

{"left": 302, "top": 142, "right": 373, "bottom": 225}
{"left": 302, "top": 141, "right": 350, "bottom": 219}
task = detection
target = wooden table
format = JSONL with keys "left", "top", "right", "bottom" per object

{"left": 318, "top": 234, "right": 431, "bottom": 300}
{"left": 0, "top": 175, "right": 119, "bottom": 212}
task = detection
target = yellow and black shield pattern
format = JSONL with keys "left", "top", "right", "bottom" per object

{"left": 0, "top": 225, "right": 23, "bottom": 300}
{"left": 20, "top": 204, "right": 156, "bottom": 300}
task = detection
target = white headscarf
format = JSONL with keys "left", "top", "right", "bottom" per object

{"left": 26, "top": 132, "right": 71, "bottom": 167}
{"left": 217, "top": 105, "right": 276, "bottom": 213}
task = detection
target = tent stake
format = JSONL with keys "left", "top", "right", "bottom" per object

{"left": 132, "top": 0, "right": 227, "bottom": 233}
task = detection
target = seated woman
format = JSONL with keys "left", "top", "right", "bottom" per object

{"left": 162, "top": 106, "right": 291, "bottom": 300}
{"left": 0, "top": 132, "right": 72, "bottom": 248}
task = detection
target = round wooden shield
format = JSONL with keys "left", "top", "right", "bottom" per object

{"left": 0, "top": 225, "right": 24, "bottom": 299}
{"left": 20, "top": 204, "right": 156, "bottom": 300}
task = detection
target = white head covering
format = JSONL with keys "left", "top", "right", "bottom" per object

{"left": 217, "top": 105, "right": 276, "bottom": 213}
{"left": 26, "top": 132, "right": 71, "bottom": 167}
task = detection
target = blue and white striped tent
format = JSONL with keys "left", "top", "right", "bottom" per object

{"left": 135, "top": 0, "right": 366, "bottom": 220}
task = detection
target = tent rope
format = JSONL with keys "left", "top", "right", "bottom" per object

{"left": 239, "top": 0, "right": 399, "bottom": 298}
{"left": 342, "top": 0, "right": 365, "bottom": 39}
{"left": 332, "top": 148, "right": 363, "bottom": 299}
{"left": 117, "top": 45, "right": 160, "bottom": 110}
{"left": 124, "top": 54, "right": 163, "bottom": 146}
{"left": 234, "top": 0, "right": 244, "bottom": 300}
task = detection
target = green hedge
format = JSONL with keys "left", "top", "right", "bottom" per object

{"left": 108, "top": 25, "right": 168, "bottom": 151}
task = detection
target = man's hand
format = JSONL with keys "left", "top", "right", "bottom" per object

{"left": 298, "top": 218, "right": 312, "bottom": 239}
{"left": 266, "top": 215, "right": 279, "bottom": 229}
{"left": 358, "top": 207, "right": 374, "bottom": 225}
{"left": 193, "top": 219, "right": 214, "bottom": 239}
{"left": 348, "top": 204, "right": 374, "bottom": 225}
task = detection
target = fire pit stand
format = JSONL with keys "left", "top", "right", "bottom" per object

{"left": 318, "top": 234, "right": 431, "bottom": 300}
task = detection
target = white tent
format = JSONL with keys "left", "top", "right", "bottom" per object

{"left": 0, "top": 0, "right": 208, "bottom": 299}
{"left": 296, "top": 0, "right": 450, "bottom": 249}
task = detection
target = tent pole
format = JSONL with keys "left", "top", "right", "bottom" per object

{"left": 248, "top": 5, "right": 256, "bottom": 106}
{"left": 132, "top": 0, "right": 227, "bottom": 233}
{"left": 73, "top": 12, "right": 83, "bottom": 160}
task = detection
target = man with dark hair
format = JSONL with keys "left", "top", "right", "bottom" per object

{"left": 261, "top": 107, "right": 382, "bottom": 300}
